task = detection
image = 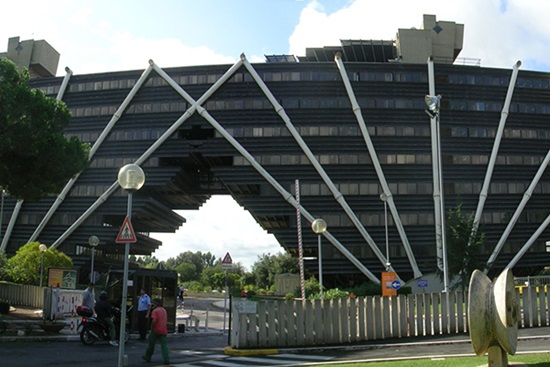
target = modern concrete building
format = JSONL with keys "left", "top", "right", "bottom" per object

{"left": 1, "top": 15, "right": 549, "bottom": 287}
{"left": 0, "top": 36, "right": 60, "bottom": 77}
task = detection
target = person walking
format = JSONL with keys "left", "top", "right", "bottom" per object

{"left": 81, "top": 282, "right": 95, "bottom": 312}
{"left": 142, "top": 298, "right": 170, "bottom": 365}
{"left": 137, "top": 288, "right": 152, "bottom": 340}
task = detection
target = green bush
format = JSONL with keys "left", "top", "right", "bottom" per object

{"left": 304, "top": 287, "right": 350, "bottom": 300}
{"left": 182, "top": 280, "right": 204, "bottom": 293}
{"left": 345, "top": 282, "right": 382, "bottom": 296}
{"left": 284, "top": 292, "right": 295, "bottom": 300}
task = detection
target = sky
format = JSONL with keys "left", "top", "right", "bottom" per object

{"left": 3, "top": 0, "right": 550, "bottom": 270}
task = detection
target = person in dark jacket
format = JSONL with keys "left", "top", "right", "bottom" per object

{"left": 95, "top": 291, "right": 118, "bottom": 346}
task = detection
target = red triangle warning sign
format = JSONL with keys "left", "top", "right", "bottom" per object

{"left": 222, "top": 252, "right": 232, "bottom": 264}
{"left": 116, "top": 216, "right": 137, "bottom": 243}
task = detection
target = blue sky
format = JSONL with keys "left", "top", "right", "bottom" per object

{"left": 2, "top": 0, "right": 550, "bottom": 269}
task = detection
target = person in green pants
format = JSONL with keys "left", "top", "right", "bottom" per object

{"left": 142, "top": 298, "right": 170, "bottom": 365}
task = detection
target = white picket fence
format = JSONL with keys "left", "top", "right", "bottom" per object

{"left": 0, "top": 283, "right": 44, "bottom": 309}
{"left": 230, "top": 288, "right": 550, "bottom": 349}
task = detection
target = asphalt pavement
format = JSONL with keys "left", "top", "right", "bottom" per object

{"left": 1, "top": 298, "right": 550, "bottom": 366}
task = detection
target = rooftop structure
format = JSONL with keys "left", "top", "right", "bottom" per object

{"left": 0, "top": 36, "right": 60, "bottom": 77}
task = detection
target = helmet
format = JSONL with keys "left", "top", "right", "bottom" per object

{"left": 99, "top": 291, "right": 108, "bottom": 300}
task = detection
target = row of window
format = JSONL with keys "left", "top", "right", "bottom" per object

{"left": 305, "top": 209, "right": 548, "bottom": 229}
{"left": 86, "top": 157, "right": 158, "bottom": 170}
{"left": 12, "top": 198, "right": 541, "bottom": 230}
{"left": 223, "top": 125, "right": 550, "bottom": 141}
{"left": 64, "top": 97, "right": 550, "bottom": 134}
{"left": 39, "top": 68, "right": 550, "bottom": 98}
{"left": 234, "top": 153, "right": 549, "bottom": 167}
{"left": 69, "top": 120, "right": 550, "bottom": 146}
{"left": 58, "top": 177, "right": 550, "bottom": 205}
{"left": 75, "top": 245, "right": 125, "bottom": 261}
{"left": 298, "top": 180, "right": 550, "bottom": 197}
{"left": 318, "top": 235, "right": 544, "bottom": 260}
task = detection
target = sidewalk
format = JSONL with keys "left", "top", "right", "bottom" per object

{"left": 0, "top": 305, "right": 225, "bottom": 343}
{"left": 2, "top": 305, "right": 550, "bottom": 357}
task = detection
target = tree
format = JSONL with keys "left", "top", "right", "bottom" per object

{"left": 133, "top": 255, "right": 159, "bottom": 269}
{"left": 250, "top": 252, "right": 299, "bottom": 289}
{"left": 165, "top": 251, "right": 216, "bottom": 275}
{"left": 444, "top": 203, "right": 486, "bottom": 291}
{"left": 0, "top": 58, "right": 89, "bottom": 201}
{"left": 175, "top": 262, "right": 198, "bottom": 283}
{"left": 6, "top": 242, "right": 73, "bottom": 285}
{"left": 0, "top": 250, "right": 8, "bottom": 281}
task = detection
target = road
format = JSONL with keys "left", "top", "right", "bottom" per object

{"left": 0, "top": 296, "right": 549, "bottom": 367}
{"left": 1, "top": 331, "right": 549, "bottom": 367}
{"left": 179, "top": 295, "right": 229, "bottom": 331}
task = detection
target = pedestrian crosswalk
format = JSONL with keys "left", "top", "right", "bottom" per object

{"left": 160, "top": 352, "right": 335, "bottom": 366}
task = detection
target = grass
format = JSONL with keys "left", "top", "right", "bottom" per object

{"left": 310, "top": 353, "right": 550, "bottom": 366}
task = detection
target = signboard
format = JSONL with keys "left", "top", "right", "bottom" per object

{"left": 381, "top": 271, "right": 397, "bottom": 296}
{"left": 116, "top": 216, "right": 137, "bottom": 243}
{"left": 221, "top": 252, "right": 233, "bottom": 270}
{"left": 48, "top": 268, "right": 78, "bottom": 289}
{"left": 234, "top": 300, "right": 257, "bottom": 314}
{"left": 391, "top": 279, "right": 402, "bottom": 290}
{"left": 417, "top": 279, "right": 428, "bottom": 288}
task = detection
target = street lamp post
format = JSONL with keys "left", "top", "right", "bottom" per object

{"left": 425, "top": 94, "right": 451, "bottom": 331}
{"left": 380, "top": 193, "right": 391, "bottom": 271}
{"left": 39, "top": 243, "right": 47, "bottom": 287}
{"left": 88, "top": 236, "right": 99, "bottom": 283}
{"left": 425, "top": 94, "right": 449, "bottom": 295}
{"left": 117, "top": 164, "right": 145, "bottom": 367}
{"left": 311, "top": 218, "right": 327, "bottom": 298}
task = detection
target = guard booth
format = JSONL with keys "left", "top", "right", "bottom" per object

{"left": 105, "top": 268, "right": 177, "bottom": 333}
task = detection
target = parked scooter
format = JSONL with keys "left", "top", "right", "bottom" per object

{"left": 76, "top": 305, "right": 131, "bottom": 345}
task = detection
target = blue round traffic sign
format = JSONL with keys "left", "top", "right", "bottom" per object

{"left": 391, "top": 280, "right": 401, "bottom": 290}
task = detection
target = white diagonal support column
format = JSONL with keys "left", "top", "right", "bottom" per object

{"left": 486, "top": 147, "right": 550, "bottom": 272}
{"left": 240, "top": 57, "right": 397, "bottom": 276}
{"left": 50, "top": 55, "right": 382, "bottom": 283}
{"left": 31, "top": 64, "right": 155, "bottom": 244}
{"left": 507, "top": 214, "right": 550, "bottom": 270}
{"left": 51, "top": 58, "right": 243, "bottom": 248}
{"left": 427, "top": 58, "right": 446, "bottom": 274}
{"left": 334, "top": 53, "right": 421, "bottom": 278}
{"left": 161, "top": 54, "right": 380, "bottom": 283}
{"left": 470, "top": 61, "right": 521, "bottom": 245}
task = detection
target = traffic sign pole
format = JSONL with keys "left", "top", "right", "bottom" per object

{"left": 221, "top": 252, "right": 232, "bottom": 333}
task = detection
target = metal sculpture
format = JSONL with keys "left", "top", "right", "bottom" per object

{"left": 468, "top": 268, "right": 519, "bottom": 367}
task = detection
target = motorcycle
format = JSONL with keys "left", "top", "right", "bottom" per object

{"left": 76, "top": 305, "right": 131, "bottom": 345}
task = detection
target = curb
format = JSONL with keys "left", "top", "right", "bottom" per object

{"left": 224, "top": 346, "right": 279, "bottom": 356}
{"left": 220, "top": 333, "right": 550, "bottom": 357}
{"left": 0, "top": 329, "right": 226, "bottom": 343}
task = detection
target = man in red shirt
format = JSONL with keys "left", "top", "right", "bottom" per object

{"left": 141, "top": 298, "right": 170, "bottom": 365}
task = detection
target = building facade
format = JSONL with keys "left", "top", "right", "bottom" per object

{"left": 2, "top": 15, "right": 550, "bottom": 286}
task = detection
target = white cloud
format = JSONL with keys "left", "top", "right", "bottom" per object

{"left": 101, "top": 33, "right": 237, "bottom": 73}
{"left": 289, "top": 0, "right": 550, "bottom": 71}
{"left": 151, "top": 196, "right": 282, "bottom": 271}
